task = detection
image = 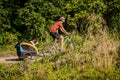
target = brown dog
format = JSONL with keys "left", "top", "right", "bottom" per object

{"left": 29, "top": 40, "right": 39, "bottom": 46}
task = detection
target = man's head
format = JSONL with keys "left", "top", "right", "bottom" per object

{"left": 59, "top": 17, "right": 65, "bottom": 23}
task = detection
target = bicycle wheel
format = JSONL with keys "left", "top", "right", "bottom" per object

{"left": 42, "top": 43, "right": 56, "bottom": 57}
{"left": 23, "top": 52, "right": 32, "bottom": 60}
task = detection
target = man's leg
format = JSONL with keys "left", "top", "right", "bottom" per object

{"left": 50, "top": 32, "right": 64, "bottom": 50}
{"left": 60, "top": 35, "right": 64, "bottom": 50}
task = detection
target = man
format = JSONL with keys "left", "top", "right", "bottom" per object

{"left": 50, "top": 17, "right": 70, "bottom": 50}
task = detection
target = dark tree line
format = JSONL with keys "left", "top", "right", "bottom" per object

{"left": 0, "top": 0, "right": 120, "bottom": 44}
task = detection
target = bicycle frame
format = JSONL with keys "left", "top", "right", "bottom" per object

{"left": 42, "top": 36, "right": 73, "bottom": 57}
{"left": 53, "top": 36, "right": 70, "bottom": 49}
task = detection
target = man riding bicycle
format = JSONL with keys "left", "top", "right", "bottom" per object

{"left": 50, "top": 17, "right": 70, "bottom": 51}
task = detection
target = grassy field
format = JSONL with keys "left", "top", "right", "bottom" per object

{"left": 0, "top": 31, "right": 120, "bottom": 80}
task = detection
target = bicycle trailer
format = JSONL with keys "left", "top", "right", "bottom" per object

{"left": 15, "top": 42, "right": 39, "bottom": 60}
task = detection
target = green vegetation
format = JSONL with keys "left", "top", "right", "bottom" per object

{"left": 0, "top": 0, "right": 120, "bottom": 79}
{"left": 0, "top": 59, "right": 120, "bottom": 80}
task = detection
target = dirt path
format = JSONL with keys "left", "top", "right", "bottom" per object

{"left": 0, "top": 56, "right": 22, "bottom": 63}
{"left": 0, "top": 54, "right": 45, "bottom": 63}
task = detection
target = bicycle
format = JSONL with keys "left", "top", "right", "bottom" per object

{"left": 42, "top": 36, "right": 74, "bottom": 57}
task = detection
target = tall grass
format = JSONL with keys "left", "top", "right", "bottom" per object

{"left": 0, "top": 43, "right": 17, "bottom": 57}
{"left": 73, "top": 13, "right": 119, "bottom": 70}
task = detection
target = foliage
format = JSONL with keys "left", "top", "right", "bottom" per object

{"left": 0, "top": 0, "right": 120, "bottom": 43}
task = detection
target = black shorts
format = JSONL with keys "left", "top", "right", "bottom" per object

{"left": 50, "top": 32, "right": 60, "bottom": 39}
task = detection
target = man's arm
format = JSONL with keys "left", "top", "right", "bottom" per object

{"left": 60, "top": 26, "right": 70, "bottom": 35}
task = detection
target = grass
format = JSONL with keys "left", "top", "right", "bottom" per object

{"left": 0, "top": 43, "right": 17, "bottom": 57}
{"left": 0, "top": 31, "right": 120, "bottom": 79}
{"left": 0, "top": 57, "right": 120, "bottom": 80}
